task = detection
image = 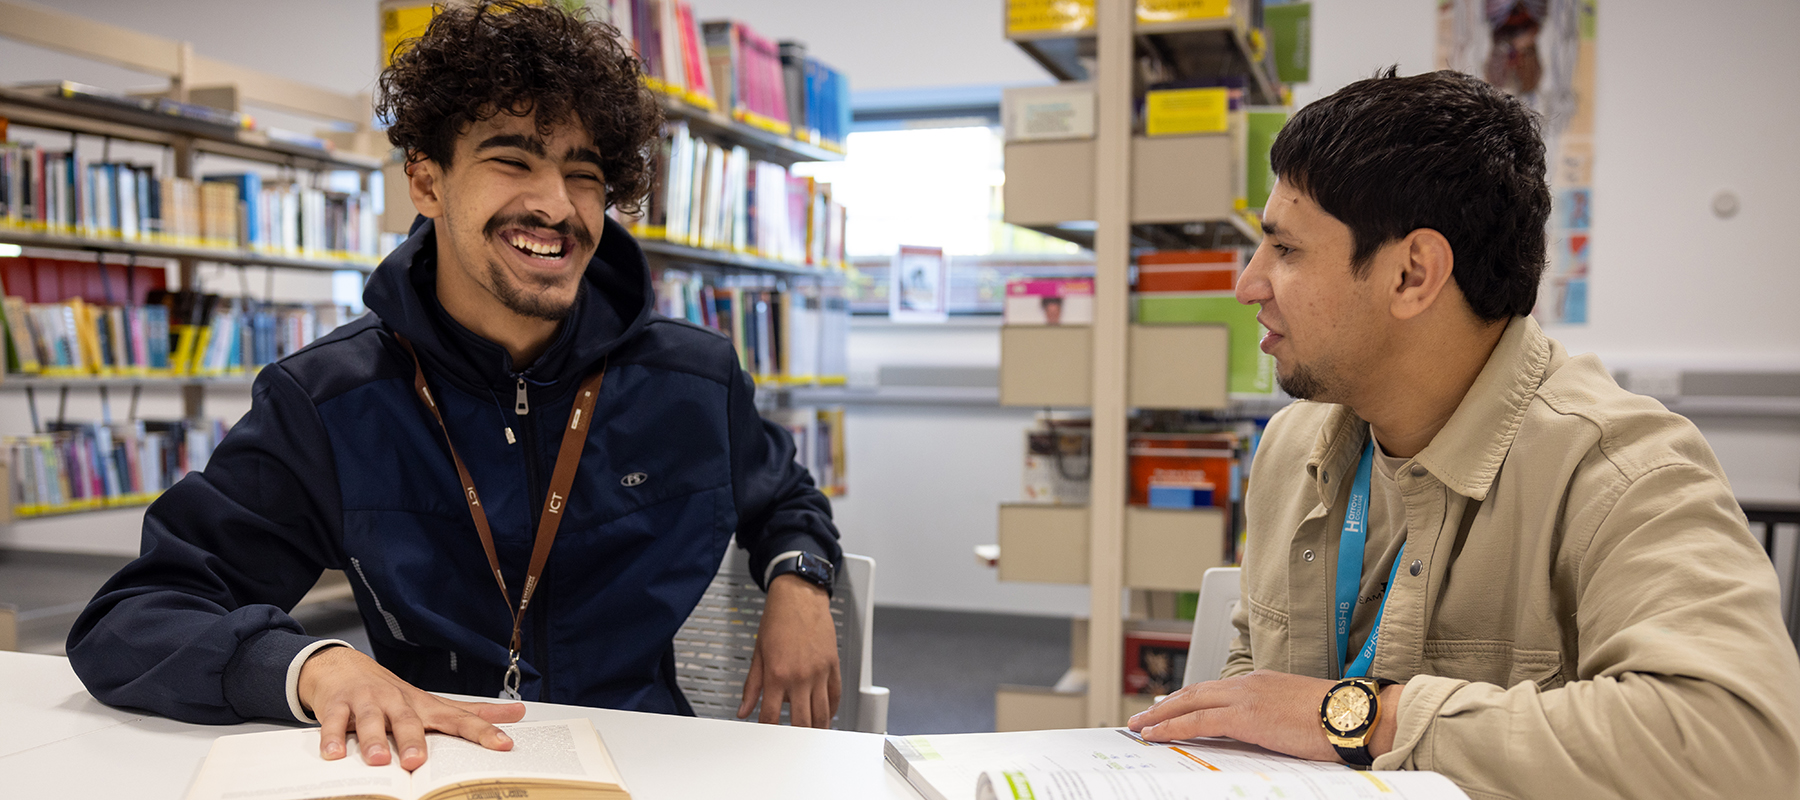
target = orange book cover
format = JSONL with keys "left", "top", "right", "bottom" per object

{"left": 1135, "top": 249, "right": 1238, "bottom": 293}
{"left": 1127, "top": 433, "right": 1236, "bottom": 514}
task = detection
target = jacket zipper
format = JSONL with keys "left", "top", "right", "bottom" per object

{"left": 514, "top": 376, "right": 552, "bottom": 699}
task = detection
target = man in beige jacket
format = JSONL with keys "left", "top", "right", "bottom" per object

{"left": 1127, "top": 69, "right": 1800, "bottom": 798}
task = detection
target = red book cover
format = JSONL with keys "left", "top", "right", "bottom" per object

{"left": 1127, "top": 432, "right": 1237, "bottom": 516}
{"left": 1123, "top": 629, "right": 1192, "bottom": 696}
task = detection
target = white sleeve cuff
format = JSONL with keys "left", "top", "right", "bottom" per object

{"left": 286, "top": 639, "right": 353, "bottom": 724}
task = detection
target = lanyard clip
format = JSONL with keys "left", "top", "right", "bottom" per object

{"left": 501, "top": 651, "right": 523, "bottom": 701}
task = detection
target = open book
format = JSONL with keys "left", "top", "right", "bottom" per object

{"left": 885, "top": 728, "right": 1470, "bottom": 800}
{"left": 185, "top": 718, "right": 628, "bottom": 800}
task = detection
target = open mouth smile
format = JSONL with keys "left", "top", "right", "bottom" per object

{"left": 500, "top": 228, "right": 572, "bottom": 263}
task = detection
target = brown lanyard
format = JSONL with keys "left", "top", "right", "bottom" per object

{"left": 395, "top": 334, "right": 606, "bottom": 699}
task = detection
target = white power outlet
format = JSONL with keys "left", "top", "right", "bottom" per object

{"left": 1629, "top": 368, "right": 1683, "bottom": 398}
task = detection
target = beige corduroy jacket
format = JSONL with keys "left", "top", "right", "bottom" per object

{"left": 1225, "top": 315, "right": 1800, "bottom": 799}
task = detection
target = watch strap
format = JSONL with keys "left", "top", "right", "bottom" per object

{"left": 764, "top": 550, "right": 835, "bottom": 596}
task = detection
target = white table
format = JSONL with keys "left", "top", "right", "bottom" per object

{"left": 0, "top": 652, "right": 923, "bottom": 799}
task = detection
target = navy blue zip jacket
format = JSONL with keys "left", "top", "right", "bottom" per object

{"left": 66, "top": 216, "right": 841, "bottom": 723}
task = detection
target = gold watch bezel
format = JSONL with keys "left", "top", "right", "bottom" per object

{"left": 1320, "top": 677, "right": 1381, "bottom": 748}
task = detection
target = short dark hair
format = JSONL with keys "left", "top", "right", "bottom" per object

{"left": 376, "top": 0, "right": 665, "bottom": 215}
{"left": 1270, "top": 68, "right": 1549, "bottom": 320}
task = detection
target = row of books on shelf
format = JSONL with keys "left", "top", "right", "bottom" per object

{"left": 0, "top": 137, "right": 382, "bottom": 261}
{"left": 2, "top": 256, "right": 354, "bottom": 377}
{"left": 593, "top": 0, "right": 852, "bottom": 148}
{"left": 618, "top": 120, "right": 847, "bottom": 269}
{"left": 5, "top": 417, "right": 227, "bottom": 517}
{"left": 766, "top": 406, "right": 846, "bottom": 497}
{"left": 652, "top": 269, "right": 848, "bottom": 387}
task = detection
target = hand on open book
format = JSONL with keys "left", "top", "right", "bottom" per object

{"left": 297, "top": 645, "right": 526, "bottom": 771}
{"left": 738, "top": 573, "right": 842, "bottom": 728}
{"left": 1126, "top": 669, "right": 1402, "bottom": 763}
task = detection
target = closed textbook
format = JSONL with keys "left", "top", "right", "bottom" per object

{"left": 184, "top": 718, "right": 629, "bottom": 800}
{"left": 886, "top": 727, "right": 1470, "bottom": 800}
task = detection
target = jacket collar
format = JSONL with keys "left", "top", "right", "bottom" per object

{"left": 1306, "top": 314, "right": 1552, "bottom": 503}
{"left": 363, "top": 214, "right": 654, "bottom": 393}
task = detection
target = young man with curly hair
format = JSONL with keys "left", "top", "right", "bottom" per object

{"left": 69, "top": 0, "right": 844, "bottom": 769}
{"left": 1128, "top": 70, "right": 1800, "bottom": 798}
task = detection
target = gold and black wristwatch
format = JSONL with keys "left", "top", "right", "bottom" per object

{"left": 1321, "top": 677, "right": 1397, "bottom": 767}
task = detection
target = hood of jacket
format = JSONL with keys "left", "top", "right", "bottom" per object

{"left": 363, "top": 214, "right": 654, "bottom": 395}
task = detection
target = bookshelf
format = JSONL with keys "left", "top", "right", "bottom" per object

{"left": 992, "top": 0, "right": 1287, "bottom": 729}
{"left": 0, "top": 3, "right": 382, "bottom": 548}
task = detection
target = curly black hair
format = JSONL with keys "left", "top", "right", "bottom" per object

{"left": 1271, "top": 68, "right": 1550, "bottom": 321}
{"left": 377, "top": 0, "right": 665, "bottom": 215}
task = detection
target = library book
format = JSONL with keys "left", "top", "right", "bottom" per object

{"left": 886, "top": 727, "right": 1469, "bottom": 800}
{"left": 184, "top": 718, "right": 628, "bottom": 800}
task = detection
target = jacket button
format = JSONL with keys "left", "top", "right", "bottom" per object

{"left": 1409, "top": 559, "right": 1423, "bottom": 577}
{"left": 1304, "top": 549, "right": 1316, "bottom": 562}
{"left": 1410, "top": 465, "right": 1427, "bottom": 478}
{"left": 1321, "top": 470, "right": 1330, "bottom": 484}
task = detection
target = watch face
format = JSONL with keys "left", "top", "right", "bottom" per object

{"left": 795, "top": 552, "right": 833, "bottom": 586}
{"left": 1324, "top": 685, "right": 1373, "bottom": 736}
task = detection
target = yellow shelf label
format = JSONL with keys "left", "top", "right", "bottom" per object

{"left": 1007, "top": 0, "right": 1095, "bottom": 35}
{"left": 1137, "top": 0, "right": 1232, "bottom": 24}
{"left": 1145, "top": 87, "right": 1230, "bottom": 136}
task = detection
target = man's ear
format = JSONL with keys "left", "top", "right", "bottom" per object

{"left": 407, "top": 156, "right": 447, "bottom": 219}
{"left": 1390, "top": 228, "right": 1455, "bottom": 322}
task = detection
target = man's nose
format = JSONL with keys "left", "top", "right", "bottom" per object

{"left": 1237, "top": 243, "right": 1273, "bottom": 306}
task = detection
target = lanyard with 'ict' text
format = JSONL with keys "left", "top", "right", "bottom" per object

{"left": 1334, "top": 439, "right": 1405, "bottom": 679}
{"left": 396, "top": 335, "right": 606, "bottom": 700}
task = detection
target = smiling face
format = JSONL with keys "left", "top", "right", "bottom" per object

{"left": 413, "top": 110, "right": 607, "bottom": 328}
{"left": 1236, "top": 180, "right": 1395, "bottom": 405}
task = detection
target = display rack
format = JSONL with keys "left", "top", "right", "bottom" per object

{"left": 991, "top": 0, "right": 1286, "bottom": 729}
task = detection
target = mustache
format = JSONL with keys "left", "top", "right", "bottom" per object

{"left": 483, "top": 213, "right": 596, "bottom": 252}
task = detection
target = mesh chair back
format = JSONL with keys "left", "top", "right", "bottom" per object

{"left": 673, "top": 550, "right": 875, "bottom": 731}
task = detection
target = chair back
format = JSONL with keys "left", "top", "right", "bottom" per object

{"left": 1182, "top": 567, "right": 1241, "bottom": 686}
{"left": 673, "top": 550, "right": 889, "bottom": 733}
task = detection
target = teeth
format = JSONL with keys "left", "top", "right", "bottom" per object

{"left": 507, "top": 235, "right": 562, "bottom": 257}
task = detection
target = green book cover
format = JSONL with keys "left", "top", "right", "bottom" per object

{"left": 1265, "top": 2, "right": 1312, "bottom": 84}
{"left": 1137, "top": 293, "right": 1275, "bottom": 395}
{"left": 1245, "top": 109, "right": 1289, "bottom": 211}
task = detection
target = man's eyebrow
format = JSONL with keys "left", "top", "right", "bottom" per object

{"left": 563, "top": 147, "right": 604, "bottom": 168}
{"left": 1258, "top": 218, "right": 1281, "bottom": 237}
{"left": 474, "top": 134, "right": 546, "bottom": 157}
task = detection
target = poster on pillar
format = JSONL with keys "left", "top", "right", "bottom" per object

{"left": 1436, "top": 0, "right": 1596, "bottom": 325}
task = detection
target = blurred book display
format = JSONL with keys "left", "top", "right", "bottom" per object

{"left": 1, "top": 256, "right": 355, "bottom": 378}
{"left": 651, "top": 268, "right": 848, "bottom": 387}
{"left": 1133, "top": 249, "right": 1273, "bottom": 396}
{"left": 1023, "top": 416, "right": 1091, "bottom": 505}
{"left": 1004, "top": 278, "right": 1094, "bottom": 325}
{"left": 7, "top": 417, "right": 228, "bottom": 518}
{"left": 617, "top": 120, "right": 847, "bottom": 269}
{"left": 0, "top": 85, "right": 382, "bottom": 263}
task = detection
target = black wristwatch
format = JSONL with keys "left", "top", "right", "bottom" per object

{"left": 765, "top": 550, "right": 835, "bottom": 596}
{"left": 1321, "top": 677, "right": 1398, "bottom": 767}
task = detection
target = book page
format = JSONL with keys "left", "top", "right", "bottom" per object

{"left": 411, "top": 719, "right": 621, "bottom": 795}
{"left": 184, "top": 727, "right": 410, "bottom": 800}
{"left": 975, "top": 769, "right": 1469, "bottom": 800}
{"left": 888, "top": 729, "right": 1466, "bottom": 800}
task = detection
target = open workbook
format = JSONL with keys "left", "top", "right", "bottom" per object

{"left": 184, "top": 718, "right": 628, "bottom": 800}
{"left": 886, "top": 727, "right": 1470, "bottom": 800}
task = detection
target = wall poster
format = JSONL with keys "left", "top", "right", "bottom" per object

{"left": 1437, "top": 0, "right": 1596, "bottom": 325}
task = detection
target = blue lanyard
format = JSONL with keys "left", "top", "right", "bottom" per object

{"left": 1333, "top": 439, "right": 1404, "bottom": 678}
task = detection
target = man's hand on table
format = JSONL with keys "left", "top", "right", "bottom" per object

{"left": 738, "top": 573, "right": 841, "bottom": 729}
{"left": 1126, "top": 669, "right": 1403, "bottom": 764}
{"left": 297, "top": 646, "right": 525, "bottom": 771}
